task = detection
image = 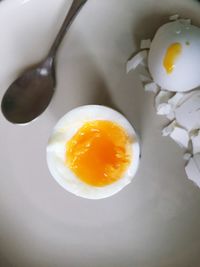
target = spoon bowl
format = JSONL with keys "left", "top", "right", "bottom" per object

{"left": 1, "top": 59, "right": 55, "bottom": 124}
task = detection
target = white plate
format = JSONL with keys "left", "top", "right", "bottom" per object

{"left": 0, "top": 0, "right": 200, "bottom": 266}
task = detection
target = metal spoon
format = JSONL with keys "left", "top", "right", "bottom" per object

{"left": 1, "top": 0, "right": 88, "bottom": 124}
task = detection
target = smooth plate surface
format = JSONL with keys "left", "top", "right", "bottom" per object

{"left": 0, "top": 0, "right": 200, "bottom": 266}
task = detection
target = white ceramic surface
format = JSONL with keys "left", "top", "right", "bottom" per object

{"left": 0, "top": 0, "right": 200, "bottom": 266}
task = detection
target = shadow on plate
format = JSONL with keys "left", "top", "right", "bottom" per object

{"left": 48, "top": 32, "right": 126, "bottom": 122}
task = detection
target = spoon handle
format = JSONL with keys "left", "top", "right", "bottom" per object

{"left": 48, "top": 0, "right": 88, "bottom": 58}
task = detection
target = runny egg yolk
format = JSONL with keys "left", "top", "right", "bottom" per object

{"left": 66, "top": 120, "right": 131, "bottom": 187}
{"left": 163, "top": 43, "right": 182, "bottom": 74}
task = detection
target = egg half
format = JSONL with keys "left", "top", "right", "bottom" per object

{"left": 46, "top": 105, "right": 140, "bottom": 199}
{"left": 148, "top": 20, "right": 200, "bottom": 92}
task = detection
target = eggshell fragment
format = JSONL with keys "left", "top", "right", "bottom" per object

{"left": 155, "top": 91, "right": 173, "bottom": 115}
{"left": 185, "top": 153, "right": 200, "bottom": 188}
{"left": 137, "top": 64, "right": 152, "bottom": 82}
{"left": 126, "top": 50, "right": 148, "bottom": 73}
{"left": 166, "top": 111, "right": 175, "bottom": 120}
{"left": 168, "top": 93, "right": 185, "bottom": 107}
{"left": 169, "top": 14, "right": 179, "bottom": 21}
{"left": 183, "top": 153, "right": 192, "bottom": 161}
{"left": 170, "top": 126, "right": 190, "bottom": 149}
{"left": 175, "top": 90, "right": 200, "bottom": 131}
{"left": 191, "top": 130, "right": 200, "bottom": 154}
{"left": 162, "top": 121, "right": 189, "bottom": 149}
{"left": 144, "top": 82, "right": 159, "bottom": 93}
{"left": 162, "top": 121, "right": 176, "bottom": 136}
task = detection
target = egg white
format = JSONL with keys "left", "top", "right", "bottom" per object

{"left": 46, "top": 105, "right": 140, "bottom": 199}
{"left": 148, "top": 20, "right": 200, "bottom": 92}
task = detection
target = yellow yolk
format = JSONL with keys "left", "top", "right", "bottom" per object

{"left": 163, "top": 43, "right": 182, "bottom": 74}
{"left": 66, "top": 120, "right": 131, "bottom": 187}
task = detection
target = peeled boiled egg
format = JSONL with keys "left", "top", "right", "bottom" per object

{"left": 46, "top": 105, "right": 140, "bottom": 199}
{"left": 148, "top": 20, "right": 200, "bottom": 92}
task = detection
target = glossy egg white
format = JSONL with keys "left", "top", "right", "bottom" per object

{"left": 46, "top": 105, "right": 140, "bottom": 199}
{"left": 148, "top": 20, "right": 200, "bottom": 92}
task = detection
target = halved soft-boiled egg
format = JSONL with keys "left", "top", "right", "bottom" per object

{"left": 148, "top": 20, "right": 200, "bottom": 92}
{"left": 46, "top": 105, "right": 140, "bottom": 199}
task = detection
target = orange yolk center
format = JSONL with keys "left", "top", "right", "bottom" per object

{"left": 163, "top": 42, "right": 182, "bottom": 74}
{"left": 66, "top": 120, "right": 131, "bottom": 187}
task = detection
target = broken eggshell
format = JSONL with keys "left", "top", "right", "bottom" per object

{"left": 175, "top": 90, "right": 200, "bottom": 132}
{"left": 126, "top": 17, "right": 200, "bottom": 191}
{"left": 185, "top": 153, "right": 200, "bottom": 188}
{"left": 162, "top": 121, "right": 190, "bottom": 149}
{"left": 191, "top": 130, "right": 200, "bottom": 154}
{"left": 155, "top": 90, "right": 173, "bottom": 115}
{"left": 126, "top": 50, "right": 148, "bottom": 73}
